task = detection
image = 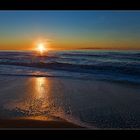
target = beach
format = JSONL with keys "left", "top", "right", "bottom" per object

{"left": 0, "top": 117, "right": 82, "bottom": 128}
{"left": 0, "top": 11, "right": 140, "bottom": 129}
{"left": 0, "top": 75, "right": 140, "bottom": 128}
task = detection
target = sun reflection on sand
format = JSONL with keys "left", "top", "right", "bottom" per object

{"left": 26, "top": 77, "right": 53, "bottom": 114}
{"left": 35, "top": 77, "right": 46, "bottom": 99}
{"left": 4, "top": 77, "right": 66, "bottom": 121}
{"left": 4, "top": 77, "right": 53, "bottom": 116}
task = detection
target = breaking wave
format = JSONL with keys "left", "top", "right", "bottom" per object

{"left": 0, "top": 50, "right": 140, "bottom": 84}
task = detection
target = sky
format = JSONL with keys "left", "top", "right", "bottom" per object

{"left": 0, "top": 11, "right": 140, "bottom": 51}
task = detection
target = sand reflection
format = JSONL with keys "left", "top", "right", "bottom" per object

{"left": 23, "top": 77, "right": 53, "bottom": 115}
{"left": 34, "top": 77, "right": 47, "bottom": 99}
{"left": 5, "top": 77, "right": 55, "bottom": 117}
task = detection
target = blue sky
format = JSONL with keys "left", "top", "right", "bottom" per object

{"left": 0, "top": 11, "right": 140, "bottom": 50}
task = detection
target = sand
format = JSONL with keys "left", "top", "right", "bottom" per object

{"left": 0, "top": 117, "right": 82, "bottom": 128}
{"left": 0, "top": 75, "right": 140, "bottom": 128}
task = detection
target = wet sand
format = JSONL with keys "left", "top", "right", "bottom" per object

{"left": 0, "top": 76, "right": 140, "bottom": 128}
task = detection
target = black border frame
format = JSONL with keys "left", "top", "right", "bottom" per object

{"left": 0, "top": 0, "right": 140, "bottom": 137}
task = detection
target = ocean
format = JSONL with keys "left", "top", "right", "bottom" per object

{"left": 0, "top": 50, "right": 140, "bottom": 84}
{"left": 0, "top": 50, "right": 140, "bottom": 128}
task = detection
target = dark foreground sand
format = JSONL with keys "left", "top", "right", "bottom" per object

{"left": 0, "top": 115, "right": 83, "bottom": 128}
{"left": 0, "top": 118, "right": 82, "bottom": 128}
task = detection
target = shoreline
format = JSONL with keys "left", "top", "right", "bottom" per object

{"left": 0, "top": 76, "right": 140, "bottom": 128}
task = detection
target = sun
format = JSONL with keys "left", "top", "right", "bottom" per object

{"left": 37, "top": 43, "right": 46, "bottom": 55}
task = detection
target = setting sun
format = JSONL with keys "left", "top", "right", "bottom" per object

{"left": 37, "top": 43, "right": 46, "bottom": 55}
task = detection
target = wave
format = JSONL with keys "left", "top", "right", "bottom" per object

{"left": 61, "top": 52, "right": 140, "bottom": 61}
{"left": 0, "top": 51, "right": 140, "bottom": 84}
{"left": 0, "top": 61, "right": 140, "bottom": 76}
{"left": 0, "top": 73, "right": 71, "bottom": 78}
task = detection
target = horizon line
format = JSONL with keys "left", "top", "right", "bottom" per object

{"left": 0, "top": 48, "right": 140, "bottom": 52}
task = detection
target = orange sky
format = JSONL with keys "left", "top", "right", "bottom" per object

{"left": 0, "top": 38, "right": 140, "bottom": 51}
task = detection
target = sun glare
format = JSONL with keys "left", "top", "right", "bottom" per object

{"left": 37, "top": 43, "right": 46, "bottom": 55}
